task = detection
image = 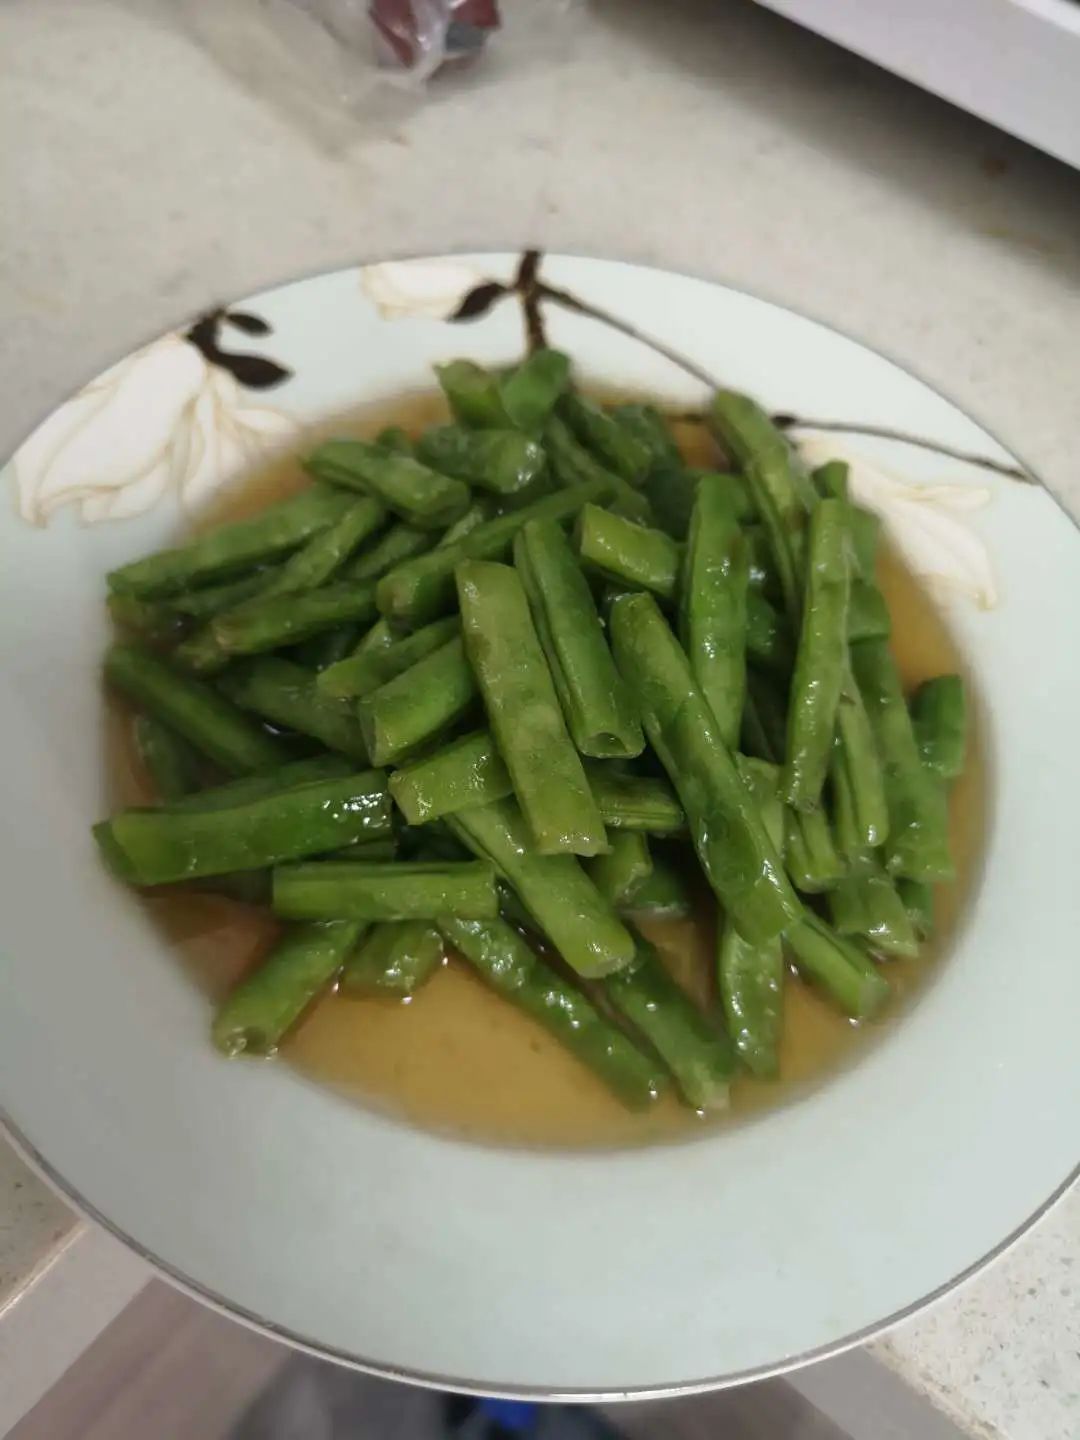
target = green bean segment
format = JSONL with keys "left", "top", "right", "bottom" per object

{"left": 213, "top": 921, "right": 365, "bottom": 1057}
{"left": 98, "top": 771, "right": 392, "bottom": 885}
{"left": 273, "top": 860, "right": 498, "bottom": 923}
{"left": 457, "top": 560, "right": 606, "bottom": 857}
{"left": 515, "top": 519, "right": 643, "bottom": 759}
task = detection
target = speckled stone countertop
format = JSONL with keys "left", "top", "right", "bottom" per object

{"left": 1, "top": 2, "right": 1077, "bottom": 1436}
{"left": 0, "top": 1146, "right": 70, "bottom": 1305}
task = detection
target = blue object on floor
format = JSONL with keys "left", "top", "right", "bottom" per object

{"left": 476, "top": 1398, "right": 539, "bottom": 1430}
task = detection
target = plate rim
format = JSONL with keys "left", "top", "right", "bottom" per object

{"left": 3, "top": 1111, "right": 1076, "bottom": 1401}
{"left": 3, "top": 248, "right": 1078, "bottom": 1399}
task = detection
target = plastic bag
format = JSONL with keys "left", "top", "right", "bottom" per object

{"left": 173, "top": 0, "right": 577, "bottom": 147}
{"left": 273, "top": 1, "right": 502, "bottom": 85}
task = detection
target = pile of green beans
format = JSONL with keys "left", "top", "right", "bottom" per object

{"left": 94, "top": 348, "right": 967, "bottom": 1116}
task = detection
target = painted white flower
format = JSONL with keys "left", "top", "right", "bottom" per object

{"left": 360, "top": 260, "right": 489, "bottom": 321}
{"left": 12, "top": 333, "right": 297, "bottom": 527}
{"left": 796, "top": 435, "right": 997, "bottom": 610}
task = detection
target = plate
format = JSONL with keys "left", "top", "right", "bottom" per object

{"left": 1, "top": 253, "right": 1077, "bottom": 1398}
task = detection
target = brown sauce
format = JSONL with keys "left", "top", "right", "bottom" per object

{"left": 107, "top": 394, "right": 985, "bottom": 1150}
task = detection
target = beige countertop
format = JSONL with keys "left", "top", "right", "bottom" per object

{"left": 1, "top": 1, "right": 1077, "bottom": 1436}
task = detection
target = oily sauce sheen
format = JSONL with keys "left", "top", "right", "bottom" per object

{"left": 108, "top": 393, "right": 984, "bottom": 1150}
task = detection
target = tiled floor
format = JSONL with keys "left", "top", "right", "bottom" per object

{"left": 8, "top": 1281, "right": 848, "bottom": 1440}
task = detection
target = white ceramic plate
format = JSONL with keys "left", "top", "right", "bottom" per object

{"left": 1, "top": 254, "right": 1077, "bottom": 1398}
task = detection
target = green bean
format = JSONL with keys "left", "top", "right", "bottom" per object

{"left": 709, "top": 391, "right": 815, "bottom": 620}
{"left": 389, "top": 731, "right": 512, "bottom": 825}
{"left": 848, "top": 579, "right": 891, "bottom": 642}
{"left": 171, "top": 626, "right": 231, "bottom": 675}
{"left": 574, "top": 503, "right": 680, "bottom": 601}
{"left": 559, "top": 393, "right": 652, "bottom": 484}
{"left": 587, "top": 831, "right": 652, "bottom": 907}
{"left": 375, "top": 476, "right": 613, "bottom": 630}
{"left": 317, "top": 617, "right": 459, "bottom": 700}
{"left": 341, "top": 921, "right": 445, "bottom": 995}
{"left": 911, "top": 674, "right": 967, "bottom": 780}
{"left": 738, "top": 744, "right": 843, "bottom": 895}
{"left": 812, "top": 461, "right": 880, "bottom": 581}
{"left": 104, "top": 644, "right": 284, "bottom": 775}
{"left": 210, "top": 582, "right": 378, "bottom": 662}
{"left": 785, "top": 913, "right": 890, "bottom": 1019}
{"left": 610, "top": 403, "right": 682, "bottom": 470}
{"left": 499, "top": 348, "right": 571, "bottom": 433}
{"left": 604, "top": 935, "right": 734, "bottom": 1110}
{"left": 831, "top": 663, "right": 890, "bottom": 854}
{"left": 212, "top": 920, "right": 364, "bottom": 1056}
{"left": 107, "top": 593, "right": 187, "bottom": 645}
{"left": 745, "top": 592, "right": 794, "bottom": 676}
{"left": 584, "top": 765, "right": 685, "bottom": 835}
{"left": 496, "top": 875, "right": 559, "bottom": 936}
{"left": 296, "top": 610, "right": 394, "bottom": 676}
{"left": 438, "top": 916, "right": 664, "bottom": 1108}
{"left": 107, "top": 485, "right": 354, "bottom": 598}
{"left": 679, "top": 475, "right": 750, "bottom": 748}
{"left": 495, "top": 469, "right": 558, "bottom": 512}
{"left": 545, "top": 417, "right": 652, "bottom": 524}
{"left": 344, "top": 522, "right": 436, "bottom": 582}
{"left": 647, "top": 468, "right": 751, "bottom": 544}
{"left": 784, "top": 499, "right": 851, "bottom": 810}
{"left": 256, "top": 497, "right": 386, "bottom": 596}
{"left": 447, "top": 798, "right": 635, "bottom": 978}
{"left": 357, "top": 637, "right": 478, "bottom": 767}
{"left": 181, "top": 511, "right": 383, "bottom": 666}
{"left": 392, "top": 734, "right": 686, "bottom": 836}
{"left": 97, "top": 771, "right": 392, "bottom": 886}
{"left": 850, "top": 509, "right": 881, "bottom": 582}
{"left": 736, "top": 754, "right": 784, "bottom": 841}
{"left": 830, "top": 737, "right": 866, "bottom": 863}
{"left": 811, "top": 459, "right": 850, "bottom": 504}
{"left": 691, "top": 470, "right": 754, "bottom": 522}
{"left": 436, "top": 499, "right": 496, "bottom": 548}
{"left": 165, "top": 571, "right": 271, "bottom": 620}
{"left": 416, "top": 426, "right": 546, "bottom": 496}
{"left": 457, "top": 560, "right": 607, "bottom": 856}
{"left": 609, "top": 593, "right": 800, "bottom": 944}
{"left": 744, "top": 524, "right": 779, "bottom": 595}
{"left": 718, "top": 923, "right": 782, "bottom": 1080}
{"left": 306, "top": 440, "right": 470, "bottom": 530}
{"left": 168, "top": 755, "right": 354, "bottom": 812}
{"left": 897, "top": 878, "right": 935, "bottom": 940}
{"left": 619, "top": 853, "right": 694, "bottom": 918}
{"left": 851, "top": 639, "right": 954, "bottom": 881}
{"left": 435, "top": 359, "right": 510, "bottom": 428}
{"left": 218, "top": 658, "right": 369, "bottom": 763}
{"left": 515, "top": 519, "right": 644, "bottom": 759}
{"left": 642, "top": 464, "right": 700, "bottom": 540}
{"left": 829, "top": 867, "right": 920, "bottom": 958}
{"left": 133, "top": 715, "right": 201, "bottom": 802}
{"left": 272, "top": 860, "right": 498, "bottom": 922}
{"left": 784, "top": 805, "right": 844, "bottom": 893}
{"left": 351, "top": 616, "right": 396, "bottom": 662}
{"left": 375, "top": 425, "right": 413, "bottom": 454}
{"left": 718, "top": 756, "right": 786, "bottom": 1077}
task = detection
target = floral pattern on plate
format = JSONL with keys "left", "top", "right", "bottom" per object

{"left": 12, "top": 312, "right": 296, "bottom": 526}
{"left": 360, "top": 260, "right": 491, "bottom": 321}
{"left": 797, "top": 435, "right": 996, "bottom": 610}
